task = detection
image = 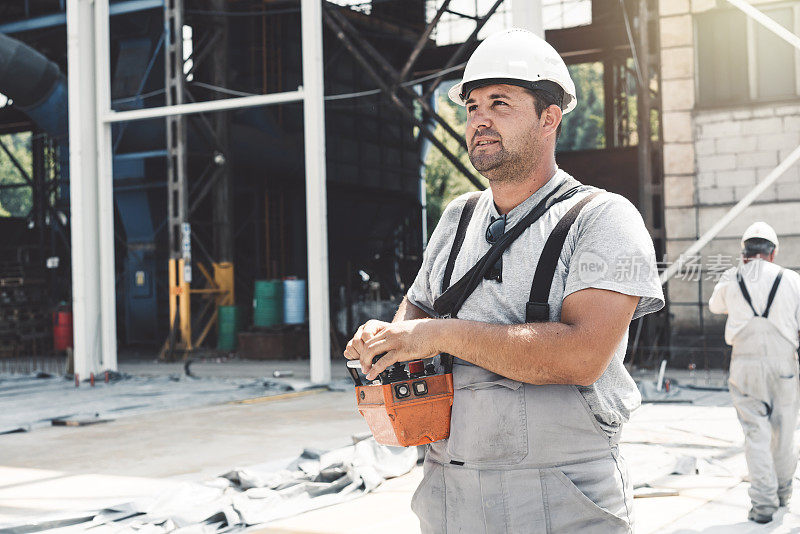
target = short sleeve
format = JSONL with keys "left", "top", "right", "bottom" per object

{"left": 406, "top": 193, "right": 474, "bottom": 316}
{"left": 563, "top": 193, "right": 665, "bottom": 320}
{"left": 406, "top": 247, "right": 437, "bottom": 316}
{"left": 708, "top": 267, "right": 736, "bottom": 314}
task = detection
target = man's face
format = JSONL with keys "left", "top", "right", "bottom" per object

{"left": 464, "top": 84, "right": 556, "bottom": 182}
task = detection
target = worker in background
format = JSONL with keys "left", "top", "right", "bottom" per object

{"left": 344, "top": 29, "right": 664, "bottom": 532}
{"left": 709, "top": 221, "right": 800, "bottom": 524}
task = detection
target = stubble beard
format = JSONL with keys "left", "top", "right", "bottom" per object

{"left": 468, "top": 135, "right": 541, "bottom": 185}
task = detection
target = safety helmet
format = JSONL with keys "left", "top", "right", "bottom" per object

{"left": 741, "top": 221, "right": 779, "bottom": 250}
{"left": 448, "top": 28, "right": 577, "bottom": 114}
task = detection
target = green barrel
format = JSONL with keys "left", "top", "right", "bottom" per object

{"left": 253, "top": 279, "right": 283, "bottom": 327}
{"left": 217, "top": 305, "right": 240, "bottom": 351}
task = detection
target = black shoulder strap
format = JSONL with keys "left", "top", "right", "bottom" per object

{"left": 441, "top": 192, "right": 481, "bottom": 293}
{"left": 762, "top": 269, "right": 784, "bottom": 318}
{"left": 526, "top": 192, "right": 602, "bottom": 322}
{"left": 737, "top": 271, "right": 760, "bottom": 317}
{"left": 432, "top": 179, "right": 584, "bottom": 319}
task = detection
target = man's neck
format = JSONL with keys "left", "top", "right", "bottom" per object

{"left": 490, "top": 162, "right": 558, "bottom": 215}
{"left": 743, "top": 255, "right": 772, "bottom": 264}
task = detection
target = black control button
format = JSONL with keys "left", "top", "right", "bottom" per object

{"left": 412, "top": 381, "right": 428, "bottom": 396}
{"left": 394, "top": 383, "right": 410, "bottom": 398}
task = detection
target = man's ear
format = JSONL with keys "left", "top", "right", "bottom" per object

{"left": 542, "top": 104, "right": 562, "bottom": 138}
{"left": 769, "top": 250, "right": 777, "bottom": 262}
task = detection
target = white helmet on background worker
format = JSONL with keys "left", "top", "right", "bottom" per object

{"left": 741, "top": 221, "right": 779, "bottom": 251}
{"left": 448, "top": 28, "right": 577, "bottom": 114}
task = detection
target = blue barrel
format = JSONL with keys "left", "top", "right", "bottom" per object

{"left": 283, "top": 278, "right": 306, "bottom": 324}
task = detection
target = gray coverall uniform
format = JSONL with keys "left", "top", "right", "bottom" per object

{"left": 712, "top": 264, "right": 800, "bottom": 516}
{"left": 406, "top": 170, "right": 665, "bottom": 533}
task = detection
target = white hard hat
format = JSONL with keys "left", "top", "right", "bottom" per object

{"left": 448, "top": 28, "right": 577, "bottom": 114}
{"left": 741, "top": 221, "right": 779, "bottom": 250}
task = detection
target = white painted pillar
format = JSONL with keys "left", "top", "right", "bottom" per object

{"left": 512, "top": 0, "right": 544, "bottom": 37}
{"left": 66, "top": 0, "right": 102, "bottom": 378}
{"left": 301, "top": 0, "right": 331, "bottom": 384}
{"left": 94, "top": 0, "right": 118, "bottom": 372}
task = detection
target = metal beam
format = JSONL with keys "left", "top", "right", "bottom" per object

{"left": 325, "top": 6, "right": 467, "bottom": 151}
{"left": 0, "top": 0, "right": 163, "bottom": 34}
{"left": 423, "top": 0, "right": 505, "bottom": 100}
{"left": 397, "top": 0, "right": 453, "bottom": 82}
{"left": 302, "top": 0, "right": 331, "bottom": 385}
{"left": 323, "top": 9, "right": 485, "bottom": 191}
{"left": 102, "top": 89, "right": 304, "bottom": 123}
{"left": 727, "top": 0, "right": 800, "bottom": 50}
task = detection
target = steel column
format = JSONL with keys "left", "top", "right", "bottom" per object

{"left": 66, "top": 0, "right": 102, "bottom": 378}
{"left": 165, "top": 0, "right": 191, "bottom": 350}
{"left": 635, "top": 0, "right": 654, "bottom": 233}
{"left": 512, "top": 0, "right": 543, "bottom": 37}
{"left": 302, "top": 0, "right": 331, "bottom": 385}
{"left": 209, "top": 0, "right": 233, "bottom": 263}
{"left": 95, "top": 0, "right": 117, "bottom": 371}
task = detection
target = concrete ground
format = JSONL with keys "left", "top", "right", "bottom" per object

{"left": 3, "top": 360, "right": 800, "bottom": 533}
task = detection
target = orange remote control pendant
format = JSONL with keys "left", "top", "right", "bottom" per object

{"left": 347, "top": 355, "right": 454, "bottom": 447}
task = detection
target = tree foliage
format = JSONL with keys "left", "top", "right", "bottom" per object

{"left": 557, "top": 62, "right": 605, "bottom": 152}
{"left": 0, "top": 132, "right": 33, "bottom": 218}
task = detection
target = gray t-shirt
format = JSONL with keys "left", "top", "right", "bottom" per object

{"left": 407, "top": 169, "right": 665, "bottom": 434}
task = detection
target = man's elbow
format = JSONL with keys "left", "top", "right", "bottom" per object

{"left": 572, "top": 349, "right": 611, "bottom": 386}
{"left": 575, "top": 368, "right": 604, "bottom": 387}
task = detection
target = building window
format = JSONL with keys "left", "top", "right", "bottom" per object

{"left": 0, "top": 132, "right": 33, "bottom": 218}
{"left": 696, "top": 3, "right": 800, "bottom": 107}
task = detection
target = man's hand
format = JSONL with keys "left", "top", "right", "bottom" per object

{"left": 343, "top": 319, "right": 390, "bottom": 364}
{"left": 346, "top": 319, "right": 441, "bottom": 380}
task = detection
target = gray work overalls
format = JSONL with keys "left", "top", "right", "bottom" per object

{"left": 729, "top": 268, "right": 799, "bottom": 516}
{"left": 411, "top": 189, "right": 633, "bottom": 533}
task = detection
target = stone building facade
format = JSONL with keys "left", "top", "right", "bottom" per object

{"left": 659, "top": 0, "right": 800, "bottom": 345}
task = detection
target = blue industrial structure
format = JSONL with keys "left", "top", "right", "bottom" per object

{"left": 0, "top": 0, "right": 427, "bottom": 351}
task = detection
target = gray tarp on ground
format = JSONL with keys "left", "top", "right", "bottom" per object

{"left": 49, "top": 437, "right": 417, "bottom": 533}
{"left": 0, "top": 373, "right": 295, "bottom": 434}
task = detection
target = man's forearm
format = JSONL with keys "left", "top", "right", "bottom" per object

{"left": 432, "top": 319, "right": 602, "bottom": 386}
{"left": 393, "top": 297, "right": 431, "bottom": 322}
{"left": 357, "top": 289, "right": 637, "bottom": 385}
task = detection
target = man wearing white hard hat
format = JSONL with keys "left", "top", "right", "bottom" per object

{"left": 710, "top": 222, "right": 800, "bottom": 524}
{"left": 345, "top": 29, "right": 663, "bottom": 531}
